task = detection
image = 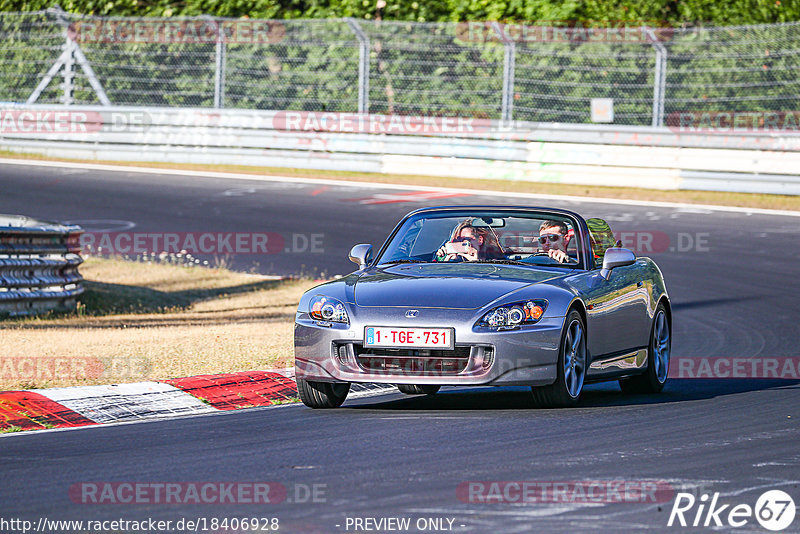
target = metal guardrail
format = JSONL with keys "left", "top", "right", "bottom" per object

{"left": 1, "top": 104, "right": 799, "bottom": 195}
{"left": 0, "top": 215, "right": 84, "bottom": 317}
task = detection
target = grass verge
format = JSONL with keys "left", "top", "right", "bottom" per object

{"left": 0, "top": 256, "right": 318, "bottom": 391}
{"left": 1, "top": 151, "right": 797, "bottom": 212}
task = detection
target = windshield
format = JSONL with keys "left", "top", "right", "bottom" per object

{"left": 377, "top": 210, "right": 583, "bottom": 268}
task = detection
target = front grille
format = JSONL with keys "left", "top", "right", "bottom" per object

{"left": 354, "top": 344, "right": 472, "bottom": 375}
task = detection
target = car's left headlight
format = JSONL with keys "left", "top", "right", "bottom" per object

{"left": 479, "top": 299, "right": 548, "bottom": 327}
{"left": 309, "top": 295, "right": 349, "bottom": 324}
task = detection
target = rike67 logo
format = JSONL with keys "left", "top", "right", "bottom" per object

{"left": 668, "top": 489, "right": 795, "bottom": 531}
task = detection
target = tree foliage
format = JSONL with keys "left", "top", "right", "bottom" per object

{"left": 0, "top": 0, "right": 797, "bottom": 24}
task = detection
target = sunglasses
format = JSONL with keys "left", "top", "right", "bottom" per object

{"left": 538, "top": 234, "right": 562, "bottom": 244}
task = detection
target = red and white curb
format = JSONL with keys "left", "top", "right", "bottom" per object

{"left": 7, "top": 357, "right": 790, "bottom": 432}
{"left": 37, "top": 382, "right": 216, "bottom": 425}
{"left": 0, "top": 369, "right": 395, "bottom": 433}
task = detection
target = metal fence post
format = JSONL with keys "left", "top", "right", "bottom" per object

{"left": 645, "top": 27, "right": 667, "bottom": 127}
{"left": 346, "top": 18, "right": 370, "bottom": 114}
{"left": 60, "top": 40, "right": 75, "bottom": 105}
{"left": 214, "top": 31, "right": 226, "bottom": 108}
{"left": 207, "top": 16, "right": 226, "bottom": 108}
{"left": 491, "top": 22, "right": 515, "bottom": 123}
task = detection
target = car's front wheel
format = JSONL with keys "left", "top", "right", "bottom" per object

{"left": 531, "top": 310, "right": 586, "bottom": 408}
{"left": 296, "top": 378, "right": 350, "bottom": 408}
{"left": 397, "top": 385, "right": 441, "bottom": 395}
{"left": 620, "top": 303, "right": 670, "bottom": 394}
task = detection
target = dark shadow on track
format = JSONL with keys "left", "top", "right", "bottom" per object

{"left": 671, "top": 296, "right": 756, "bottom": 311}
{"left": 344, "top": 379, "right": 800, "bottom": 411}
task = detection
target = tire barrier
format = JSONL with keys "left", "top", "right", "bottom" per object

{"left": 0, "top": 215, "right": 84, "bottom": 317}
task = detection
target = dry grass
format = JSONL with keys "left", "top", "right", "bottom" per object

{"left": 1, "top": 151, "right": 798, "bottom": 212}
{"left": 0, "top": 257, "right": 319, "bottom": 390}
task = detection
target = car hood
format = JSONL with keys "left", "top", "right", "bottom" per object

{"left": 353, "top": 263, "right": 565, "bottom": 309}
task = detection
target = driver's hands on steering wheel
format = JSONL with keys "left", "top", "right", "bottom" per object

{"left": 548, "top": 249, "right": 570, "bottom": 263}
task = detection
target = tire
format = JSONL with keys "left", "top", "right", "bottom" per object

{"left": 532, "top": 310, "right": 586, "bottom": 408}
{"left": 296, "top": 378, "right": 350, "bottom": 408}
{"left": 619, "top": 303, "right": 671, "bottom": 394}
{"left": 397, "top": 384, "right": 441, "bottom": 395}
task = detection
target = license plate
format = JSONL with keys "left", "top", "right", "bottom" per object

{"left": 364, "top": 327, "right": 454, "bottom": 349}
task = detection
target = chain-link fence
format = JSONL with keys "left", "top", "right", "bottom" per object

{"left": 1, "top": 8, "right": 799, "bottom": 126}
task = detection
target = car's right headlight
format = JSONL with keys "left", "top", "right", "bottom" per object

{"left": 309, "top": 295, "right": 349, "bottom": 324}
{"left": 479, "top": 299, "right": 548, "bottom": 327}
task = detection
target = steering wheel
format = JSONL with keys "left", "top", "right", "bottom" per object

{"left": 533, "top": 251, "right": 577, "bottom": 264}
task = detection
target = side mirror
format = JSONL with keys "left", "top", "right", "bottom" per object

{"left": 600, "top": 247, "right": 636, "bottom": 280}
{"left": 349, "top": 244, "right": 373, "bottom": 270}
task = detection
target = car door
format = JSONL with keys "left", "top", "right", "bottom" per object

{"left": 572, "top": 218, "right": 650, "bottom": 360}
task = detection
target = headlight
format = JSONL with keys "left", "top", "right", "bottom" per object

{"left": 309, "top": 295, "right": 349, "bottom": 324}
{"left": 480, "top": 299, "right": 548, "bottom": 327}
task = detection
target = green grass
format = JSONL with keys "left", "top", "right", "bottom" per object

{"left": 269, "top": 398, "right": 300, "bottom": 405}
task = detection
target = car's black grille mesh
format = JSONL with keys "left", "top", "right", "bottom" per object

{"left": 353, "top": 344, "right": 473, "bottom": 375}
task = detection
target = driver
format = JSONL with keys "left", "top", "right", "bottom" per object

{"left": 434, "top": 218, "right": 503, "bottom": 262}
{"left": 538, "top": 220, "right": 573, "bottom": 263}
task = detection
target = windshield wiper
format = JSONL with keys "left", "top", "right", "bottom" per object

{"left": 379, "top": 259, "right": 429, "bottom": 264}
{"left": 476, "top": 259, "right": 581, "bottom": 268}
{"left": 474, "top": 259, "right": 530, "bottom": 266}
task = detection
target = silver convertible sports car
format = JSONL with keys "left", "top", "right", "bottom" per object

{"left": 294, "top": 206, "right": 671, "bottom": 408}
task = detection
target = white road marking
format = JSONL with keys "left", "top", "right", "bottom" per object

{"left": 716, "top": 479, "right": 800, "bottom": 498}
{"left": 408, "top": 505, "right": 600, "bottom": 518}
{"left": 374, "top": 416, "right": 488, "bottom": 420}
{"left": 62, "top": 219, "right": 136, "bottom": 232}
{"left": 344, "top": 191, "right": 470, "bottom": 204}
{"left": 221, "top": 187, "right": 257, "bottom": 196}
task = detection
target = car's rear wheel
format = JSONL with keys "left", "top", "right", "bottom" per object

{"left": 397, "top": 385, "right": 441, "bottom": 395}
{"left": 532, "top": 310, "right": 586, "bottom": 408}
{"left": 619, "top": 303, "right": 670, "bottom": 394}
{"left": 296, "top": 378, "right": 350, "bottom": 408}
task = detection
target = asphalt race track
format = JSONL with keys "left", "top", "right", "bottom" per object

{"left": 1, "top": 161, "right": 799, "bottom": 533}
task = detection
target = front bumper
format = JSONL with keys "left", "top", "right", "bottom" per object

{"left": 294, "top": 313, "right": 563, "bottom": 387}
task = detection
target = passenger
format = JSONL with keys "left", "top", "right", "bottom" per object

{"left": 434, "top": 218, "right": 503, "bottom": 262}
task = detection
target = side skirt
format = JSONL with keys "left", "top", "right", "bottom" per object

{"left": 585, "top": 348, "right": 648, "bottom": 382}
